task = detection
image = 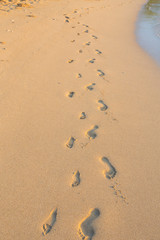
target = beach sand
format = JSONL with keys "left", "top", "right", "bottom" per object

{"left": 0, "top": 0, "right": 160, "bottom": 239}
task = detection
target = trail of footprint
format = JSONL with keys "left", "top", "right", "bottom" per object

{"left": 97, "top": 100, "right": 108, "bottom": 111}
{"left": 66, "top": 136, "right": 76, "bottom": 148}
{"left": 86, "top": 125, "right": 98, "bottom": 139}
{"left": 78, "top": 208, "right": 100, "bottom": 240}
{"left": 42, "top": 208, "right": 57, "bottom": 235}
{"left": 100, "top": 157, "right": 116, "bottom": 179}
{"left": 71, "top": 170, "right": 80, "bottom": 187}
{"left": 86, "top": 83, "right": 96, "bottom": 91}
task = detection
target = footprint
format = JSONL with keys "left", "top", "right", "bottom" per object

{"left": 42, "top": 208, "right": 57, "bottom": 236}
{"left": 92, "top": 35, "right": 98, "bottom": 39}
{"left": 86, "top": 125, "right": 98, "bottom": 139}
{"left": 84, "top": 41, "right": 91, "bottom": 46}
{"left": 97, "top": 69, "right": 105, "bottom": 77}
{"left": 95, "top": 49, "right": 102, "bottom": 55}
{"left": 68, "top": 59, "right": 74, "bottom": 63}
{"left": 88, "top": 58, "right": 96, "bottom": 64}
{"left": 71, "top": 170, "right": 80, "bottom": 187}
{"left": 82, "top": 24, "right": 89, "bottom": 28}
{"left": 80, "top": 112, "right": 86, "bottom": 119}
{"left": 100, "top": 157, "right": 116, "bottom": 179}
{"left": 83, "top": 29, "right": 89, "bottom": 33}
{"left": 66, "top": 136, "right": 76, "bottom": 148}
{"left": 78, "top": 208, "right": 100, "bottom": 240}
{"left": 71, "top": 40, "right": 75, "bottom": 43}
{"left": 67, "top": 91, "right": 75, "bottom": 98}
{"left": 78, "top": 49, "right": 83, "bottom": 53}
{"left": 86, "top": 83, "right": 96, "bottom": 91}
{"left": 76, "top": 73, "right": 82, "bottom": 78}
{"left": 98, "top": 100, "right": 108, "bottom": 111}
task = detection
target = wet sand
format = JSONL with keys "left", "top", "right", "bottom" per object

{"left": 0, "top": 0, "right": 160, "bottom": 239}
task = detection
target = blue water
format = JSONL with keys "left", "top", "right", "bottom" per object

{"left": 136, "top": 0, "right": 160, "bottom": 65}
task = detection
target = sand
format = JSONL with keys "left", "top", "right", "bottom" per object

{"left": 0, "top": 0, "right": 160, "bottom": 239}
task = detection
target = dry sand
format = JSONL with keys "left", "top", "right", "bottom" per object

{"left": 0, "top": 0, "right": 160, "bottom": 239}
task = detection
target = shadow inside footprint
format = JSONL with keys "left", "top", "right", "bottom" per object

{"left": 42, "top": 208, "right": 57, "bottom": 236}
{"left": 101, "top": 157, "right": 116, "bottom": 179}
{"left": 78, "top": 208, "right": 100, "bottom": 240}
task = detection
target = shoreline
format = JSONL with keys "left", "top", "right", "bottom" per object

{"left": 0, "top": 0, "right": 160, "bottom": 240}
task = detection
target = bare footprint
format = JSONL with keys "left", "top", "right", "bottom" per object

{"left": 100, "top": 157, "right": 116, "bottom": 179}
{"left": 66, "top": 136, "right": 76, "bottom": 148}
{"left": 86, "top": 83, "right": 96, "bottom": 91}
{"left": 95, "top": 49, "right": 102, "bottom": 55}
{"left": 67, "top": 91, "right": 75, "bottom": 98}
{"left": 92, "top": 35, "right": 98, "bottom": 39}
{"left": 80, "top": 112, "right": 86, "bottom": 119}
{"left": 97, "top": 69, "right": 105, "bottom": 77}
{"left": 71, "top": 170, "right": 80, "bottom": 187}
{"left": 67, "top": 59, "right": 74, "bottom": 63}
{"left": 88, "top": 58, "right": 96, "bottom": 64}
{"left": 42, "top": 208, "right": 57, "bottom": 235}
{"left": 86, "top": 125, "right": 98, "bottom": 139}
{"left": 82, "top": 24, "right": 89, "bottom": 28}
{"left": 76, "top": 73, "right": 82, "bottom": 78}
{"left": 78, "top": 208, "right": 100, "bottom": 240}
{"left": 98, "top": 100, "right": 108, "bottom": 111}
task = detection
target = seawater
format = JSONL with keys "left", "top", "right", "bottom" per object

{"left": 136, "top": 0, "right": 160, "bottom": 65}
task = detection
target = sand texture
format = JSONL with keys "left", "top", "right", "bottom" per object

{"left": 0, "top": 0, "right": 160, "bottom": 239}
